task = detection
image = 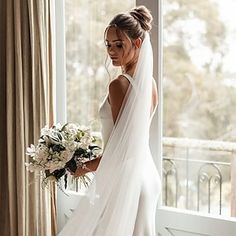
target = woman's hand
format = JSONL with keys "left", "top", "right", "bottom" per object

{"left": 69, "top": 156, "right": 102, "bottom": 177}
{"left": 72, "top": 166, "right": 89, "bottom": 177}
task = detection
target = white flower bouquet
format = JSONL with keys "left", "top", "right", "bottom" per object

{"left": 25, "top": 123, "right": 102, "bottom": 188}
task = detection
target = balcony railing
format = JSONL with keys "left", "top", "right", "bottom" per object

{"left": 163, "top": 137, "right": 236, "bottom": 216}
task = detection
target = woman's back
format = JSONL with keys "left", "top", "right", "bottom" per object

{"left": 99, "top": 73, "right": 157, "bottom": 148}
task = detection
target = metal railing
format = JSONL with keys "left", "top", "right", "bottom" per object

{"left": 66, "top": 136, "right": 236, "bottom": 216}
{"left": 162, "top": 137, "right": 236, "bottom": 216}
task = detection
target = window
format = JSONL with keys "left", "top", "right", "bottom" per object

{"left": 163, "top": 0, "right": 236, "bottom": 216}
{"left": 65, "top": 0, "right": 135, "bottom": 132}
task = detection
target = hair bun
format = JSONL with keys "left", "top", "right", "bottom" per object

{"left": 129, "top": 5, "right": 153, "bottom": 32}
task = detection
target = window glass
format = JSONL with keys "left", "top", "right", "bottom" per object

{"left": 163, "top": 0, "right": 236, "bottom": 216}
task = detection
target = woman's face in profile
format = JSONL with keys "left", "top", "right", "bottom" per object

{"left": 105, "top": 27, "right": 136, "bottom": 67}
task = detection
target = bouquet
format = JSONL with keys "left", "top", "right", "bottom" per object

{"left": 25, "top": 123, "right": 102, "bottom": 189}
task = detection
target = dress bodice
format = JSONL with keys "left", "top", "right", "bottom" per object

{"left": 98, "top": 94, "right": 114, "bottom": 148}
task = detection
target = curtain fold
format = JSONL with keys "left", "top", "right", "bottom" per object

{"left": 0, "top": 0, "right": 56, "bottom": 235}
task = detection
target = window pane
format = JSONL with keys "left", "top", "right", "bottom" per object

{"left": 163, "top": 0, "right": 236, "bottom": 216}
{"left": 65, "top": 0, "right": 135, "bottom": 131}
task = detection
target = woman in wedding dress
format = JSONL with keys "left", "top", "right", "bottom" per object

{"left": 59, "top": 5, "right": 161, "bottom": 236}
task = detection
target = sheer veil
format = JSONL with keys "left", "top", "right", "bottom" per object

{"left": 59, "top": 32, "right": 154, "bottom": 236}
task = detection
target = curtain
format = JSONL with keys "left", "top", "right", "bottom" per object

{"left": 0, "top": 0, "right": 56, "bottom": 235}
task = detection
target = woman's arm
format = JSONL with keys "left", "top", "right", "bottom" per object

{"left": 109, "top": 75, "right": 130, "bottom": 123}
{"left": 72, "top": 156, "right": 102, "bottom": 177}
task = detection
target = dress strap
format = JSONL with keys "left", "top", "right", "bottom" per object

{"left": 122, "top": 73, "right": 137, "bottom": 90}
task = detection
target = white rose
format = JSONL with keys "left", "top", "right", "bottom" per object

{"left": 41, "top": 125, "right": 50, "bottom": 136}
{"left": 54, "top": 123, "right": 62, "bottom": 130}
{"left": 26, "top": 144, "right": 36, "bottom": 157}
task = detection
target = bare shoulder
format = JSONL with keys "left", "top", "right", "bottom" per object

{"left": 108, "top": 75, "right": 130, "bottom": 123}
{"left": 108, "top": 75, "right": 130, "bottom": 99}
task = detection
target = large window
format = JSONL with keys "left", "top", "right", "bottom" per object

{"left": 63, "top": 0, "right": 236, "bottom": 216}
{"left": 163, "top": 0, "right": 236, "bottom": 216}
{"left": 65, "top": 0, "right": 135, "bottom": 131}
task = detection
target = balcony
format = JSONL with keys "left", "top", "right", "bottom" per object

{"left": 163, "top": 137, "right": 236, "bottom": 216}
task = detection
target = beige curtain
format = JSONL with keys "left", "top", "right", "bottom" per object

{"left": 0, "top": 0, "right": 56, "bottom": 235}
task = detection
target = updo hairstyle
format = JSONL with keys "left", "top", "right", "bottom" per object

{"left": 105, "top": 5, "right": 153, "bottom": 41}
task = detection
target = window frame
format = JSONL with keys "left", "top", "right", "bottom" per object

{"left": 55, "top": 0, "right": 67, "bottom": 125}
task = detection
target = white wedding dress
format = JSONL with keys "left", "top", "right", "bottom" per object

{"left": 58, "top": 33, "right": 161, "bottom": 236}
{"left": 97, "top": 73, "right": 161, "bottom": 235}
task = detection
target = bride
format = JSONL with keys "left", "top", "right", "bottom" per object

{"left": 59, "top": 5, "right": 161, "bottom": 236}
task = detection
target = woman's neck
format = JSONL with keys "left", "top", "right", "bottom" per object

{"left": 122, "top": 63, "right": 137, "bottom": 77}
{"left": 123, "top": 69, "right": 134, "bottom": 77}
{"left": 122, "top": 51, "right": 139, "bottom": 77}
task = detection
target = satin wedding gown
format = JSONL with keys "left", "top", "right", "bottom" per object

{"left": 97, "top": 73, "right": 161, "bottom": 235}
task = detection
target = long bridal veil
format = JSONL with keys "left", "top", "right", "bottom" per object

{"left": 59, "top": 33, "right": 155, "bottom": 236}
